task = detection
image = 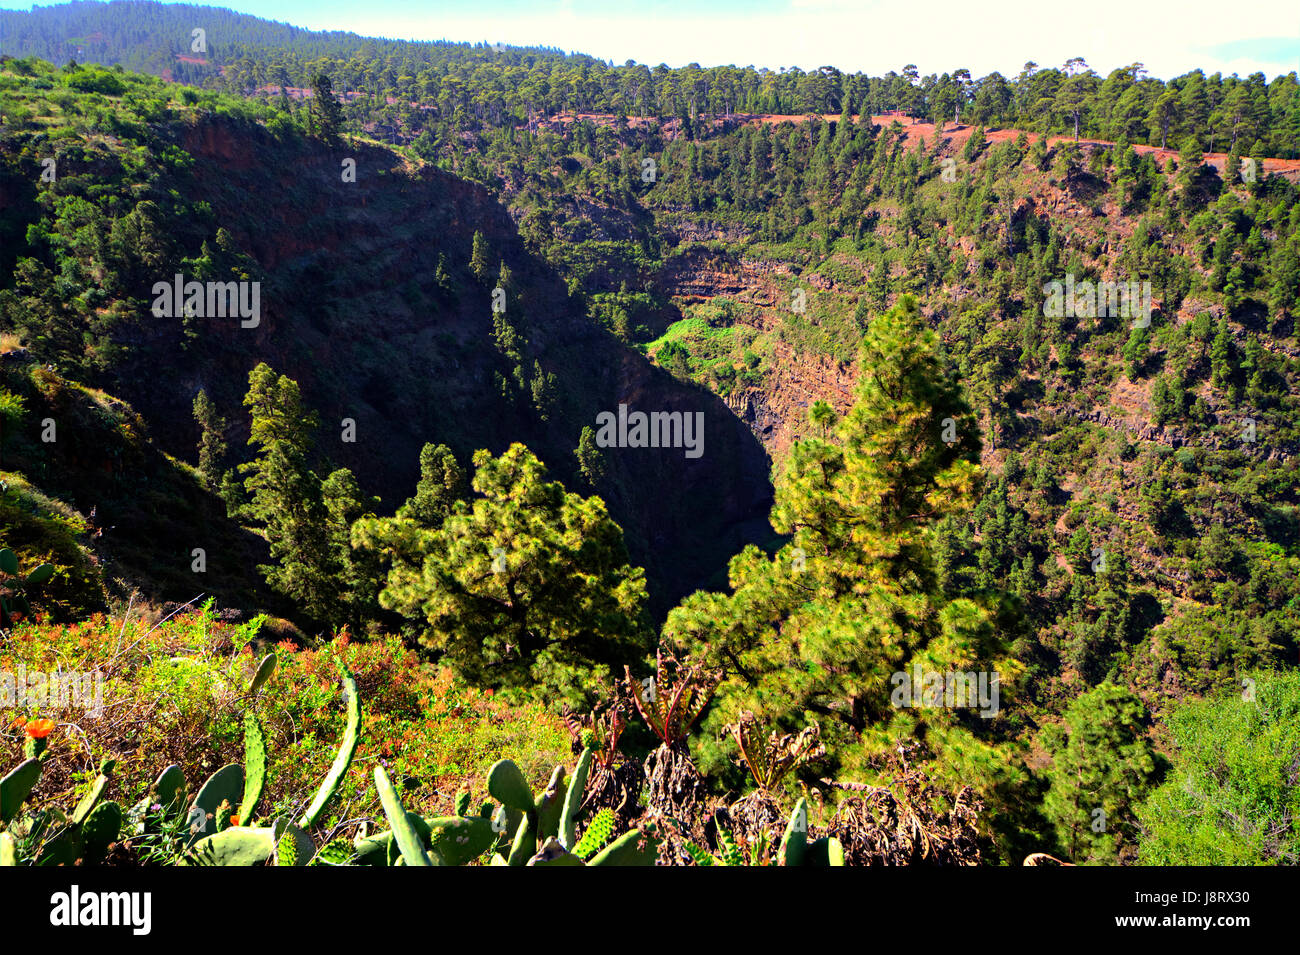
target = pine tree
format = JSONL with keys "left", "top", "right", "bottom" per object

{"left": 1209, "top": 317, "right": 1233, "bottom": 388}
{"left": 434, "top": 253, "right": 452, "bottom": 295}
{"left": 1054, "top": 140, "right": 1082, "bottom": 186}
{"left": 1123, "top": 324, "right": 1150, "bottom": 379}
{"left": 667, "top": 296, "right": 1018, "bottom": 787}
{"left": 398, "top": 442, "right": 464, "bottom": 527}
{"left": 1177, "top": 136, "right": 1204, "bottom": 189}
{"left": 192, "top": 388, "right": 227, "bottom": 491}
{"left": 239, "top": 363, "right": 336, "bottom": 624}
{"left": 529, "top": 360, "right": 557, "bottom": 421}
{"left": 470, "top": 230, "right": 492, "bottom": 284}
{"left": 321, "top": 467, "right": 381, "bottom": 628}
{"left": 310, "top": 72, "right": 344, "bottom": 143}
{"left": 852, "top": 297, "right": 871, "bottom": 334}
{"left": 1043, "top": 684, "right": 1158, "bottom": 864}
{"left": 355, "top": 443, "right": 649, "bottom": 706}
{"left": 575, "top": 425, "right": 606, "bottom": 487}
{"left": 1030, "top": 133, "right": 1050, "bottom": 171}
{"left": 1146, "top": 91, "right": 1180, "bottom": 150}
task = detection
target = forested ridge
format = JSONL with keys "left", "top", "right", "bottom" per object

{"left": 0, "top": 1, "right": 1297, "bottom": 870}
{"left": 4, "top": 0, "right": 1300, "bottom": 156}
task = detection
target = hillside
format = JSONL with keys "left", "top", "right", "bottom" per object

{"left": 0, "top": 1, "right": 1298, "bottom": 875}
{"left": 0, "top": 61, "right": 774, "bottom": 620}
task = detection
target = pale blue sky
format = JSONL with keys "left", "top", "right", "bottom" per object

{"left": 2, "top": 0, "right": 1298, "bottom": 79}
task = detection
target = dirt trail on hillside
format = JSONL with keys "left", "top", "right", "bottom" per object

{"left": 848, "top": 113, "right": 1300, "bottom": 181}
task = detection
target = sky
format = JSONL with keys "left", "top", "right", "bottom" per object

{"left": 3, "top": 0, "right": 1299, "bottom": 80}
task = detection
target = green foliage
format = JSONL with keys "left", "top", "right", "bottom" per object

{"left": 470, "top": 230, "right": 492, "bottom": 284}
{"left": 0, "top": 31, "right": 1298, "bottom": 872}
{"left": 574, "top": 425, "right": 606, "bottom": 487}
{"left": 1137, "top": 671, "right": 1300, "bottom": 864}
{"left": 320, "top": 467, "right": 382, "bottom": 628}
{"left": 397, "top": 443, "right": 464, "bottom": 528}
{"left": 64, "top": 66, "right": 126, "bottom": 96}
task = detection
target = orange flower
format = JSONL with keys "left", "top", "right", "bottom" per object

{"left": 24, "top": 719, "right": 56, "bottom": 739}
{"left": 230, "top": 815, "right": 241, "bottom": 827}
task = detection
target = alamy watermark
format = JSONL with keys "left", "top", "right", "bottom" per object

{"left": 1042, "top": 275, "right": 1152, "bottom": 328}
{"left": 151, "top": 275, "right": 261, "bottom": 328}
{"left": 593, "top": 404, "right": 704, "bottom": 459}
{"left": 50, "top": 885, "right": 151, "bottom": 935}
{"left": 890, "top": 665, "right": 1000, "bottom": 718}
{"left": 2, "top": 667, "right": 103, "bottom": 717}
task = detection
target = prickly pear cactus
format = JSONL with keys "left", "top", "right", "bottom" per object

{"left": 572, "top": 807, "right": 615, "bottom": 860}
{"left": 0, "top": 758, "right": 41, "bottom": 824}
{"left": 247, "top": 652, "right": 277, "bottom": 696}
{"left": 373, "top": 765, "right": 431, "bottom": 866}
{"left": 276, "top": 827, "right": 298, "bottom": 866}
{"left": 534, "top": 764, "right": 568, "bottom": 842}
{"left": 271, "top": 818, "right": 315, "bottom": 867}
{"left": 299, "top": 664, "right": 360, "bottom": 829}
{"left": 425, "top": 815, "right": 497, "bottom": 866}
{"left": 128, "top": 765, "right": 187, "bottom": 835}
{"left": 187, "top": 764, "right": 244, "bottom": 847}
{"left": 240, "top": 713, "right": 267, "bottom": 824}
{"left": 486, "top": 759, "right": 535, "bottom": 816}
{"left": 560, "top": 747, "right": 592, "bottom": 850}
{"left": 70, "top": 760, "right": 114, "bottom": 826}
{"left": 81, "top": 801, "right": 122, "bottom": 864}
{"left": 185, "top": 827, "right": 276, "bottom": 866}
